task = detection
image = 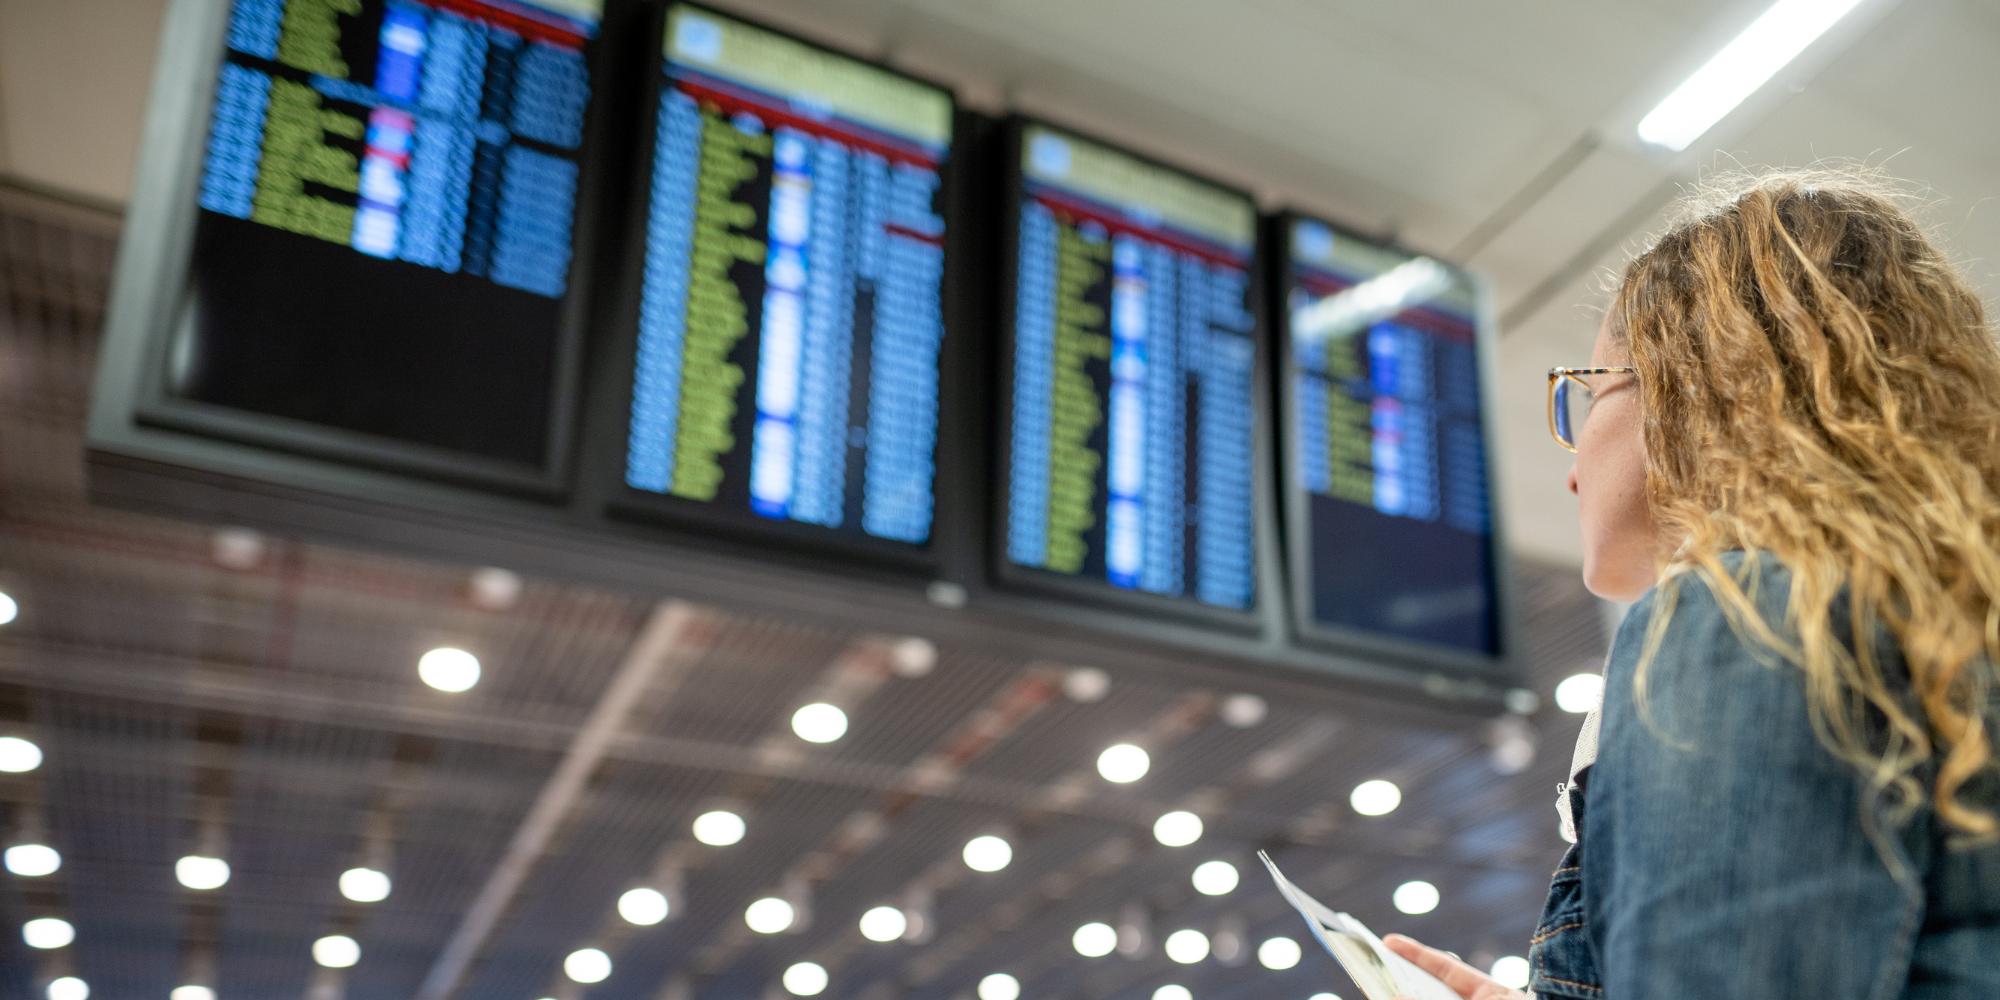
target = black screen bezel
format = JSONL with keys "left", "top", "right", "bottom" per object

{"left": 988, "top": 115, "right": 1276, "bottom": 633}
{"left": 1272, "top": 208, "right": 1516, "bottom": 676}
{"left": 597, "top": 0, "right": 966, "bottom": 573}
{"left": 128, "top": 0, "right": 628, "bottom": 498}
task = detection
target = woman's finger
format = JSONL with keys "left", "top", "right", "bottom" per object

{"left": 1382, "top": 933, "right": 1493, "bottom": 999}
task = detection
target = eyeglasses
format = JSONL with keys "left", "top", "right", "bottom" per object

{"left": 1547, "top": 366, "right": 1637, "bottom": 452}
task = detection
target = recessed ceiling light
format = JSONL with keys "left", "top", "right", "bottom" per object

{"left": 1163, "top": 928, "right": 1210, "bottom": 964}
{"left": 1491, "top": 955, "right": 1531, "bottom": 989}
{"left": 418, "top": 647, "right": 481, "bottom": 693}
{"left": 1257, "top": 936, "right": 1302, "bottom": 971}
{"left": 1096, "top": 743, "right": 1149, "bottom": 783}
{"left": 1152, "top": 810, "right": 1203, "bottom": 847}
{"left": 170, "top": 986, "right": 215, "bottom": 1000}
{"left": 977, "top": 972, "right": 1020, "bottom": 1000}
{"left": 692, "top": 809, "right": 746, "bottom": 847}
{"left": 1350, "top": 779, "right": 1402, "bottom": 817}
{"left": 45, "top": 977, "right": 88, "bottom": 1000}
{"left": 22, "top": 916, "right": 74, "bottom": 949}
{"left": 176, "top": 855, "right": 230, "bottom": 891}
{"left": 339, "top": 867, "right": 391, "bottom": 903}
{"left": 791, "top": 703, "right": 848, "bottom": 744}
{"left": 1636, "top": 0, "right": 1871, "bottom": 151}
{"left": 4, "top": 843, "right": 60, "bottom": 878}
{"left": 619, "top": 887, "right": 670, "bottom": 926}
{"left": 209, "top": 527, "right": 265, "bottom": 569}
{"left": 1191, "top": 860, "right": 1239, "bottom": 896}
{"left": 0, "top": 591, "right": 17, "bottom": 626}
{"left": 1152, "top": 985, "right": 1191, "bottom": 1000}
{"left": 1220, "top": 693, "right": 1267, "bottom": 728}
{"left": 858, "top": 905, "right": 908, "bottom": 943}
{"left": 745, "top": 896, "right": 796, "bottom": 934}
{"left": 890, "top": 637, "right": 937, "bottom": 678}
{"left": 1488, "top": 715, "right": 1538, "bottom": 775}
{"left": 1073, "top": 921, "right": 1117, "bottom": 958}
{"left": 565, "top": 947, "right": 612, "bottom": 984}
{"left": 468, "top": 567, "right": 523, "bottom": 610}
{"left": 313, "top": 934, "right": 360, "bottom": 969}
{"left": 1062, "top": 667, "right": 1110, "bottom": 703}
{"left": 1393, "top": 880, "right": 1440, "bottom": 916}
{"left": 1555, "top": 673, "right": 1603, "bottom": 714}
{"left": 0, "top": 736, "right": 43, "bottom": 773}
{"left": 962, "top": 835, "right": 1013, "bottom": 873}
{"left": 782, "top": 961, "right": 828, "bottom": 997}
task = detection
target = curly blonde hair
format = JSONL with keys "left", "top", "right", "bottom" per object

{"left": 1609, "top": 166, "right": 2000, "bottom": 842}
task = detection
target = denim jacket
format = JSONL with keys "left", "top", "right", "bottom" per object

{"left": 1530, "top": 551, "right": 2000, "bottom": 999}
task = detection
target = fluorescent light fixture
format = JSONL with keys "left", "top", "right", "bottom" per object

{"left": 1294, "top": 257, "right": 1451, "bottom": 345}
{"left": 1637, "top": 0, "right": 1870, "bottom": 151}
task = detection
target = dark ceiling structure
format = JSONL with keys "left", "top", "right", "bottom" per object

{"left": 0, "top": 185, "right": 1609, "bottom": 1000}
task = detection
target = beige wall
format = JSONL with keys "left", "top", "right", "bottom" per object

{"left": 0, "top": 0, "right": 168, "bottom": 205}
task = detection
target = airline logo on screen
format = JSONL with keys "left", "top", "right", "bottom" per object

{"left": 198, "top": 0, "right": 601, "bottom": 299}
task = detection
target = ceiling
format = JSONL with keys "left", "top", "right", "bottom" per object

{"left": 0, "top": 0, "right": 1993, "bottom": 997}
{"left": 0, "top": 186, "right": 1621, "bottom": 999}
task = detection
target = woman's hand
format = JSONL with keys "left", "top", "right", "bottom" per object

{"left": 1381, "top": 934, "right": 1529, "bottom": 1000}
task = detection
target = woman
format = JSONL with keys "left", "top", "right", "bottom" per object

{"left": 1384, "top": 169, "right": 2000, "bottom": 999}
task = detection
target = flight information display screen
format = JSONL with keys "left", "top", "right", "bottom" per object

{"left": 1284, "top": 217, "right": 1499, "bottom": 658}
{"left": 621, "top": 5, "right": 952, "bottom": 549}
{"left": 181, "top": 0, "right": 603, "bottom": 472}
{"left": 1001, "top": 124, "right": 1260, "bottom": 612}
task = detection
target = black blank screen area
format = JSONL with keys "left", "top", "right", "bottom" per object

{"left": 1307, "top": 495, "right": 1496, "bottom": 655}
{"left": 169, "top": 0, "right": 603, "bottom": 473}
{"left": 179, "top": 214, "right": 558, "bottom": 467}
{"left": 1287, "top": 217, "right": 1498, "bottom": 658}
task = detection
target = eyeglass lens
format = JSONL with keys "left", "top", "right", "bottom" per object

{"left": 1554, "top": 376, "right": 1592, "bottom": 448}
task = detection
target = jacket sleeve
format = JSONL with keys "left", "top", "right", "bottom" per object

{"left": 1580, "top": 566, "right": 1927, "bottom": 1000}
